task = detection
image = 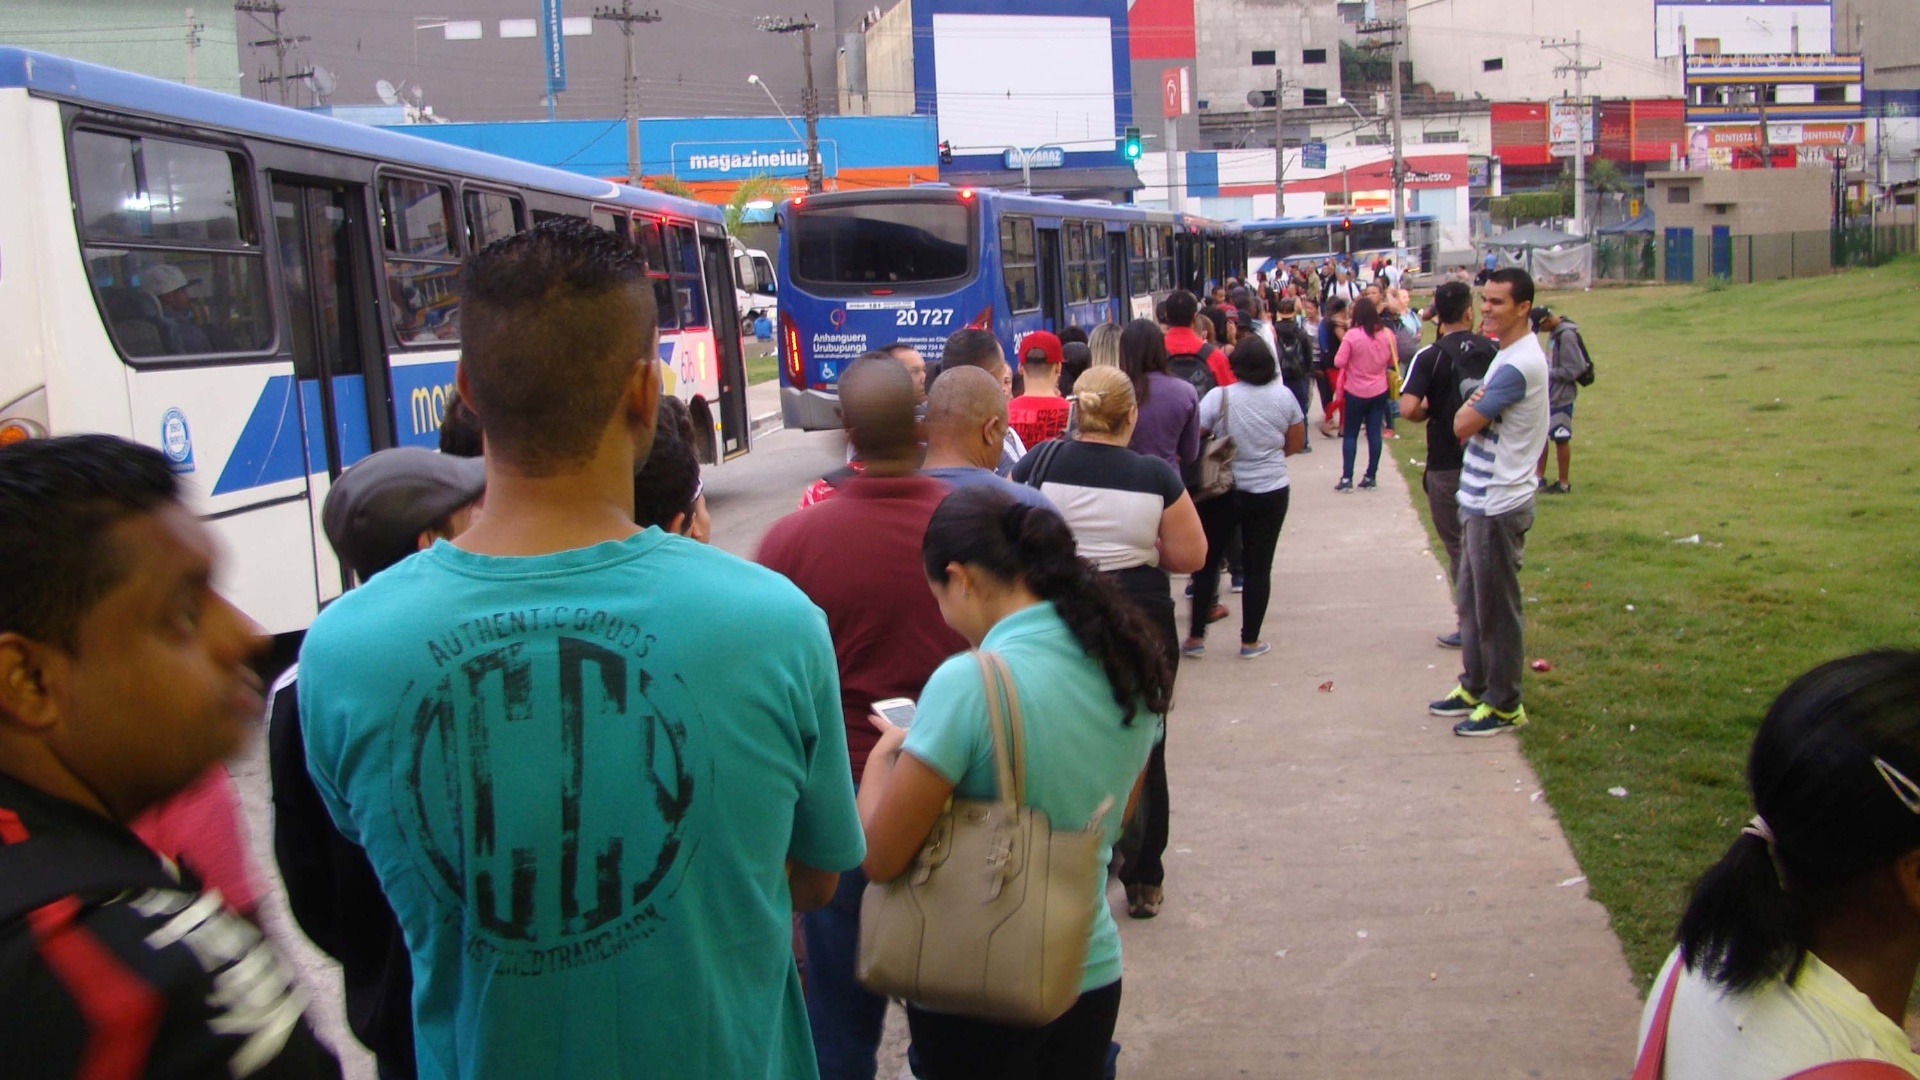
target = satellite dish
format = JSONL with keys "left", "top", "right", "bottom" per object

{"left": 375, "top": 78, "right": 400, "bottom": 105}
{"left": 1247, "top": 89, "right": 1266, "bottom": 108}
{"left": 311, "top": 66, "right": 337, "bottom": 103}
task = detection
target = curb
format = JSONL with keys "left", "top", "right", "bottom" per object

{"left": 750, "top": 410, "right": 784, "bottom": 440}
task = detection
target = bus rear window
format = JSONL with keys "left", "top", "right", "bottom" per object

{"left": 792, "top": 202, "right": 971, "bottom": 286}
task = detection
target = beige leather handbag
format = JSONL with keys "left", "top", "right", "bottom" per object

{"left": 856, "top": 650, "right": 1107, "bottom": 1027}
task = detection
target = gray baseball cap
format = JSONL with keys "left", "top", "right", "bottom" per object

{"left": 322, "top": 447, "right": 485, "bottom": 580}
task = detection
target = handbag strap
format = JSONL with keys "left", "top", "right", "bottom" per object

{"left": 973, "top": 650, "right": 1026, "bottom": 806}
{"left": 1630, "top": 961, "right": 1682, "bottom": 1080}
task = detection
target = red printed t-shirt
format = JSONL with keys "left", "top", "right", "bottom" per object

{"left": 757, "top": 475, "right": 968, "bottom": 782}
{"left": 1007, "top": 395, "right": 1070, "bottom": 447}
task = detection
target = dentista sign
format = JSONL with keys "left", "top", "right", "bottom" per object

{"left": 671, "top": 140, "right": 840, "bottom": 180}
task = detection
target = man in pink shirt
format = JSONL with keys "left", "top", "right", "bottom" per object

{"left": 1332, "top": 296, "right": 1398, "bottom": 491}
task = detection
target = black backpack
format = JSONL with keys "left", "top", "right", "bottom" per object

{"left": 1572, "top": 329, "right": 1596, "bottom": 386}
{"left": 1274, "top": 328, "right": 1312, "bottom": 382}
{"left": 1167, "top": 350, "right": 1218, "bottom": 397}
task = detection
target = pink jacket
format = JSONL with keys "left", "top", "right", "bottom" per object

{"left": 1333, "top": 327, "right": 1396, "bottom": 398}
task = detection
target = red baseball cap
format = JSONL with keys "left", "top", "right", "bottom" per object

{"left": 1017, "top": 330, "right": 1063, "bottom": 366}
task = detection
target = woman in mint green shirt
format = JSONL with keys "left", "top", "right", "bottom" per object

{"left": 858, "top": 485, "right": 1174, "bottom": 1079}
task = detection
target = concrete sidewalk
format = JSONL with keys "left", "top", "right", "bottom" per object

{"left": 748, "top": 377, "right": 783, "bottom": 440}
{"left": 1113, "top": 426, "right": 1643, "bottom": 1077}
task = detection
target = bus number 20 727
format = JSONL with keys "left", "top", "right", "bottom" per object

{"left": 894, "top": 308, "right": 955, "bottom": 327}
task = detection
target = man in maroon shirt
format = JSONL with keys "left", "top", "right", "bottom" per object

{"left": 756, "top": 356, "right": 966, "bottom": 1080}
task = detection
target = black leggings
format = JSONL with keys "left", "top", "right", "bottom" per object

{"left": 1110, "top": 573, "right": 1175, "bottom": 890}
{"left": 1190, "top": 487, "right": 1292, "bottom": 645}
{"left": 906, "top": 981, "right": 1123, "bottom": 1080}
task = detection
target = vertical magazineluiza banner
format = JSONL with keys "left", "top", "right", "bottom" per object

{"left": 543, "top": 0, "right": 567, "bottom": 95}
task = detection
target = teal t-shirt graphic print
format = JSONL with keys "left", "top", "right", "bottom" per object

{"left": 299, "top": 530, "right": 864, "bottom": 1079}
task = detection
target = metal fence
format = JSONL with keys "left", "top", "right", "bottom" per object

{"left": 1632, "top": 223, "right": 1918, "bottom": 285}
{"left": 1594, "top": 235, "right": 1658, "bottom": 282}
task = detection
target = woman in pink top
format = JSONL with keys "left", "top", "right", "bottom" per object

{"left": 1332, "top": 296, "right": 1399, "bottom": 492}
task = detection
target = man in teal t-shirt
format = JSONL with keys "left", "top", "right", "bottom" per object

{"left": 298, "top": 220, "right": 863, "bottom": 1079}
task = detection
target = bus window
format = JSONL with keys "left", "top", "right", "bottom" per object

{"left": 1064, "top": 222, "right": 1087, "bottom": 303}
{"left": 790, "top": 201, "right": 970, "bottom": 287}
{"left": 1000, "top": 216, "right": 1037, "bottom": 313}
{"left": 1158, "top": 225, "right": 1175, "bottom": 290}
{"left": 634, "top": 218, "right": 677, "bottom": 330}
{"left": 379, "top": 176, "right": 461, "bottom": 345}
{"left": 70, "top": 130, "right": 271, "bottom": 359}
{"left": 1088, "top": 224, "right": 1109, "bottom": 300}
{"left": 667, "top": 223, "right": 707, "bottom": 327}
{"left": 465, "top": 189, "right": 523, "bottom": 250}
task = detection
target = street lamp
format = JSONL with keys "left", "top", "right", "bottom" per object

{"left": 747, "top": 74, "right": 803, "bottom": 142}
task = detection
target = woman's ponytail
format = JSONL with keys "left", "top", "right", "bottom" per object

{"left": 1675, "top": 830, "right": 1800, "bottom": 993}
{"left": 925, "top": 487, "right": 1174, "bottom": 724}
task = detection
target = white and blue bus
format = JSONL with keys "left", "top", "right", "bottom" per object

{"left": 775, "top": 185, "right": 1241, "bottom": 431}
{"left": 0, "top": 48, "right": 752, "bottom": 636}
{"left": 1240, "top": 212, "right": 1440, "bottom": 274}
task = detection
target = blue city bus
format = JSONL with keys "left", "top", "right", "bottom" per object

{"left": 776, "top": 185, "right": 1241, "bottom": 431}
{"left": 1240, "top": 213, "right": 1439, "bottom": 275}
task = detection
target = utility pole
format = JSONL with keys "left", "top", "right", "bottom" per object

{"left": 1545, "top": 31, "right": 1601, "bottom": 232}
{"left": 759, "top": 15, "right": 824, "bottom": 193}
{"left": 1273, "top": 67, "right": 1286, "bottom": 215}
{"left": 184, "top": 8, "right": 204, "bottom": 87}
{"left": 237, "top": 1, "right": 310, "bottom": 105}
{"left": 594, "top": 2, "right": 662, "bottom": 185}
{"left": 1357, "top": 12, "right": 1407, "bottom": 260}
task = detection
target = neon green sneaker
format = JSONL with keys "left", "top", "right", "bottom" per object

{"left": 1428, "top": 685, "right": 1480, "bottom": 718}
{"left": 1453, "top": 702, "right": 1528, "bottom": 737}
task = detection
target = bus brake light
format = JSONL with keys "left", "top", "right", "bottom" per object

{"left": 966, "top": 307, "right": 993, "bottom": 330}
{"left": 958, "top": 188, "right": 976, "bottom": 201}
{"left": 780, "top": 311, "right": 804, "bottom": 386}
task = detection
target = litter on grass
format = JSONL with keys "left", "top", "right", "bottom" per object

{"left": 1608, "top": 786, "right": 1630, "bottom": 798}
{"left": 1674, "top": 534, "right": 1702, "bottom": 544}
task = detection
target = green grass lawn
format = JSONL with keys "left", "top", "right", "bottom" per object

{"left": 746, "top": 346, "right": 779, "bottom": 387}
{"left": 1390, "top": 257, "right": 1920, "bottom": 989}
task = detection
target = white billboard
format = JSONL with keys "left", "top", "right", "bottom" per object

{"left": 931, "top": 14, "right": 1117, "bottom": 152}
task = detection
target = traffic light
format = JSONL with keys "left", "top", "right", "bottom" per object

{"left": 938, "top": 139, "right": 953, "bottom": 165}
{"left": 1340, "top": 216, "right": 1353, "bottom": 232}
{"left": 1122, "top": 125, "right": 1143, "bottom": 160}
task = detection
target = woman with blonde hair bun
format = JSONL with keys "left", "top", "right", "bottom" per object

{"left": 1012, "top": 363, "right": 1206, "bottom": 920}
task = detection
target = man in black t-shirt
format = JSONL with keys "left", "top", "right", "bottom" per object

{"left": 1399, "top": 281, "right": 1498, "bottom": 650}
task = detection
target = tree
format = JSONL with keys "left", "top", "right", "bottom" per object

{"left": 722, "top": 175, "right": 790, "bottom": 240}
{"left": 644, "top": 175, "right": 698, "bottom": 199}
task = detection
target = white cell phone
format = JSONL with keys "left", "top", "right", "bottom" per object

{"left": 870, "top": 697, "right": 917, "bottom": 731}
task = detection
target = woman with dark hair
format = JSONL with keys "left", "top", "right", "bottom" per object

{"left": 1117, "top": 317, "right": 1200, "bottom": 473}
{"left": 1637, "top": 651, "right": 1920, "bottom": 1078}
{"left": 1011, "top": 366, "right": 1205, "bottom": 919}
{"left": 1182, "top": 337, "right": 1306, "bottom": 661}
{"left": 1315, "top": 297, "right": 1349, "bottom": 439}
{"left": 857, "top": 485, "right": 1172, "bottom": 1079}
{"left": 1331, "top": 296, "right": 1397, "bottom": 492}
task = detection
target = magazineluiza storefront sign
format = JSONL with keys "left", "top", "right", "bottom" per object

{"left": 671, "top": 141, "right": 840, "bottom": 181}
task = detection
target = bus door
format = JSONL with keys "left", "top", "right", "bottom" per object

{"left": 270, "top": 178, "right": 385, "bottom": 599}
{"left": 699, "top": 232, "right": 750, "bottom": 461}
{"left": 1106, "top": 231, "right": 1128, "bottom": 324}
{"left": 1037, "top": 227, "right": 1065, "bottom": 332}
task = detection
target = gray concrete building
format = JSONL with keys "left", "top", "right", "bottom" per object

{"left": 231, "top": 0, "right": 887, "bottom": 122}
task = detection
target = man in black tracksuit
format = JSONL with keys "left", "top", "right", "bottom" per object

{"left": 270, "top": 446, "right": 487, "bottom": 1080}
{"left": 0, "top": 435, "right": 338, "bottom": 1077}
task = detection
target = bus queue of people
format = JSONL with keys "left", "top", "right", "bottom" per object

{"left": 0, "top": 219, "right": 1915, "bottom": 1080}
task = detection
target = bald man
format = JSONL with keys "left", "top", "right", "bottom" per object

{"left": 755, "top": 357, "right": 968, "bottom": 1080}
{"left": 920, "top": 366, "right": 1056, "bottom": 511}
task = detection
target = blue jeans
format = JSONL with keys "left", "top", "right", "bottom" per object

{"left": 802, "top": 866, "right": 888, "bottom": 1080}
{"left": 1341, "top": 391, "right": 1389, "bottom": 482}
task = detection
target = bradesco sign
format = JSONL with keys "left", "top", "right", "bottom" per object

{"left": 670, "top": 140, "right": 840, "bottom": 181}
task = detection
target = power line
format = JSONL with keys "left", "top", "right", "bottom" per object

{"left": 235, "top": 0, "right": 311, "bottom": 105}
{"left": 593, "top": 2, "right": 663, "bottom": 184}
